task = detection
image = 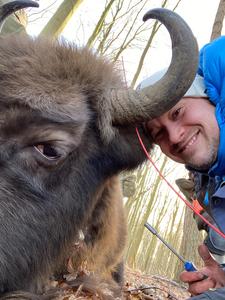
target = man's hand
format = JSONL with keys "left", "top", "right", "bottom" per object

{"left": 180, "top": 243, "right": 225, "bottom": 296}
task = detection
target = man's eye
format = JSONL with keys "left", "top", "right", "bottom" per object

{"left": 172, "top": 107, "right": 181, "bottom": 120}
{"left": 34, "top": 144, "right": 61, "bottom": 160}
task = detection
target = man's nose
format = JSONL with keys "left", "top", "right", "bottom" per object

{"left": 167, "top": 124, "right": 184, "bottom": 145}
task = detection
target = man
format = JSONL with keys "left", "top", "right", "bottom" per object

{"left": 176, "top": 172, "right": 225, "bottom": 265}
{"left": 138, "top": 35, "right": 225, "bottom": 299}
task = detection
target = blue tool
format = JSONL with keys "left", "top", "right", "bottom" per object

{"left": 144, "top": 222, "right": 197, "bottom": 271}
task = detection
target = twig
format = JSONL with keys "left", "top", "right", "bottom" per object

{"left": 124, "top": 285, "right": 155, "bottom": 292}
{"left": 74, "top": 284, "right": 83, "bottom": 297}
{"left": 125, "top": 285, "right": 180, "bottom": 300}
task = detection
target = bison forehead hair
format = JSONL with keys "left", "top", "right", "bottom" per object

{"left": 0, "top": 35, "right": 123, "bottom": 130}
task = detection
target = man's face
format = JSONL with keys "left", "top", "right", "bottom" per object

{"left": 146, "top": 97, "right": 220, "bottom": 170}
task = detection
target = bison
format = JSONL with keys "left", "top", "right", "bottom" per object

{"left": 0, "top": 1, "right": 198, "bottom": 298}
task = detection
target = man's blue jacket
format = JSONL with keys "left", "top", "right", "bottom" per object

{"left": 196, "top": 36, "right": 225, "bottom": 234}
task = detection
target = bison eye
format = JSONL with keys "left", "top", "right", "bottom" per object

{"left": 34, "top": 144, "right": 61, "bottom": 160}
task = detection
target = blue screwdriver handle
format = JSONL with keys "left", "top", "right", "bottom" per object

{"left": 184, "top": 261, "right": 208, "bottom": 280}
{"left": 184, "top": 261, "right": 197, "bottom": 272}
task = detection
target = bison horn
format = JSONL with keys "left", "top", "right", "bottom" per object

{"left": 110, "top": 8, "right": 199, "bottom": 125}
{"left": 0, "top": 0, "right": 39, "bottom": 30}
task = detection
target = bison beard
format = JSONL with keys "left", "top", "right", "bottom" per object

{"left": 53, "top": 177, "right": 127, "bottom": 289}
{"left": 0, "top": 2, "right": 198, "bottom": 299}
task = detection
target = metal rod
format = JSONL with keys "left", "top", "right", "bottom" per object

{"left": 144, "top": 222, "right": 186, "bottom": 264}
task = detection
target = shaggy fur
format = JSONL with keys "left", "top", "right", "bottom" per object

{"left": 69, "top": 177, "right": 127, "bottom": 280}
{"left": 0, "top": 34, "right": 152, "bottom": 297}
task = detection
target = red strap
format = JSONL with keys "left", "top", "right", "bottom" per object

{"left": 192, "top": 199, "right": 204, "bottom": 214}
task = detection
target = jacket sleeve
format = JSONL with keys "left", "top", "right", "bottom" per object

{"left": 198, "top": 36, "right": 225, "bottom": 109}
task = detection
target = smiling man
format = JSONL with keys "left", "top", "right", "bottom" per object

{"left": 145, "top": 77, "right": 219, "bottom": 170}
{"left": 138, "top": 36, "right": 225, "bottom": 300}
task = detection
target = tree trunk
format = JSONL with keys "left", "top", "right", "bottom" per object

{"left": 86, "top": 0, "right": 116, "bottom": 48}
{"left": 210, "top": 0, "right": 225, "bottom": 42}
{"left": 126, "top": 156, "right": 168, "bottom": 267}
{"left": 40, "top": 0, "right": 84, "bottom": 38}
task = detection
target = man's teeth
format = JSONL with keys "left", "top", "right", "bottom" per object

{"left": 183, "top": 134, "right": 198, "bottom": 151}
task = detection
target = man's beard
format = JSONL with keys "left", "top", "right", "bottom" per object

{"left": 186, "top": 137, "right": 218, "bottom": 171}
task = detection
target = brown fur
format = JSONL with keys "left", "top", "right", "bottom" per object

{"left": 0, "top": 34, "right": 152, "bottom": 297}
{"left": 70, "top": 177, "right": 127, "bottom": 280}
{"left": 0, "top": 35, "right": 123, "bottom": 142}
{"left": 52, "top": 176, "right": 127, "bottom": 295}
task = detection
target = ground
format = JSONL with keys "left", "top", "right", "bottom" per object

{"left": 123, "top": 268, "right": 190, "bottom": 300}
{"left": 49, "top": 268, "right": 191, "bottom": 300}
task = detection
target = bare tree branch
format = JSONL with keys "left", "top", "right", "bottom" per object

{"left": 210, "top": 0, "right": 225, "bottom": 41}
{"left": 39, "top": 0, "right": 84, "bottom": 38}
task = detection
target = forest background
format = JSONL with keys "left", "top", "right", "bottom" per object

{"left": 3, "top": 0, "right": 225, "bottom": 283}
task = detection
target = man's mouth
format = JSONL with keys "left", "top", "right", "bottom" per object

{"left": 178, "top": 130, "right": 200, "bottom": 154}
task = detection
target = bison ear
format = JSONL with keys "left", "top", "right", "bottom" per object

{"left": 0, "top": 0, "right": 39, "bottom": 31}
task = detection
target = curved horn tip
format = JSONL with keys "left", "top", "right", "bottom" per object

{"left": 143, "top": 7, "right": 176, "bottom": 22}
{"left": 0, "top": 0, "right": 39, "bottom": 26}
{"left": 3, "top": 1, "right": 39, "bottom": 11}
